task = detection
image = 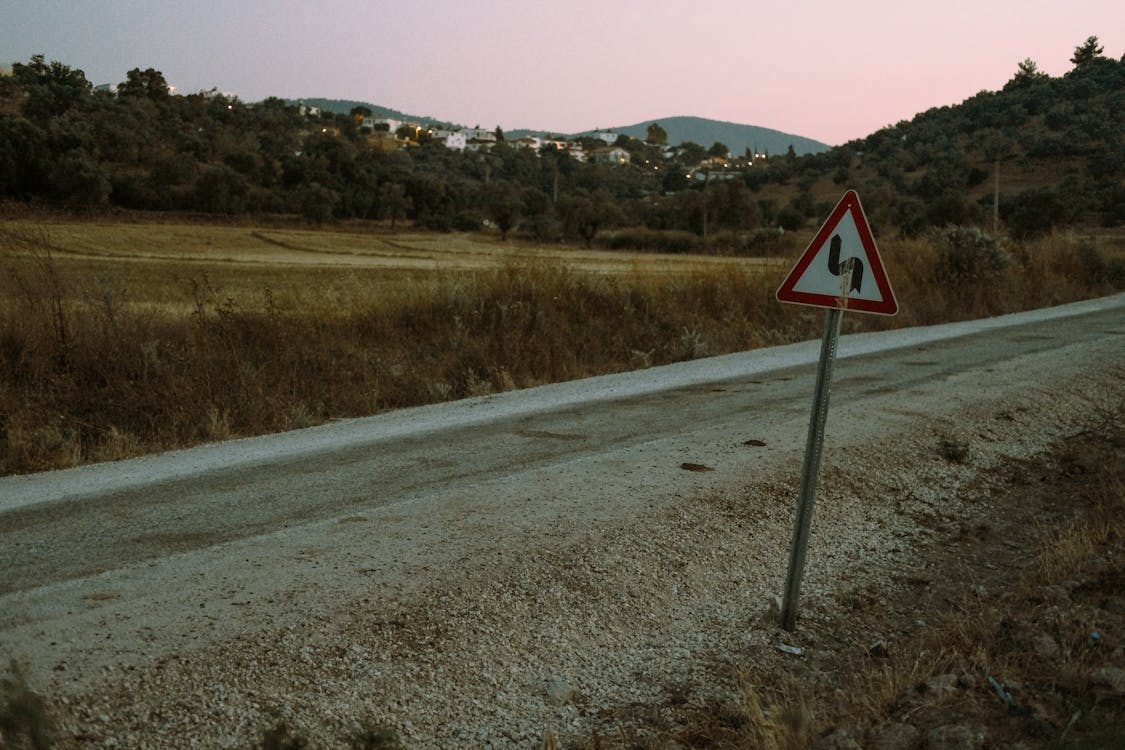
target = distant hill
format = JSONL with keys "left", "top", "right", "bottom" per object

{"left": 573, "top": 116, "right": 831, "bottom": 157}
{"left": 287, "top": 98, "right": 454, "bottom": 127}
{"left": 288, "top": 100, "right": 829, "bottom": 157}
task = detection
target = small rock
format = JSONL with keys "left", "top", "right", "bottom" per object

{"left": 926, "top": 724, "right": 983, "bottom": 750}
{"left": 815, "top": 728, "right": 861, "bottom": 749}
{"left": 1036, "top": 584, "right": 1070, "bottom": 607}
{"left": 761, "top": 594, "right": 783, "bottom": 624}
{"left": 870, "top": 722, "right": 920, "bottom": 750}
{"left": 1089, "top": 666, "right": 1125, "bottom": 700}
{"left": 867, "top": 640, "right": 890, "bottom": 658}
{"left": 543, "top": 678, "right": 577, "bottom": 706}
{"left": 1031, "top": 632, "right": 1060, "bottom": 661}
{"left": 926, "top": 673, "right": 960, "bottom": 695}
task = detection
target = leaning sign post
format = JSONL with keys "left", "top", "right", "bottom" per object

{"left": 775, "top": 190, "right": 898, "bottom": 631}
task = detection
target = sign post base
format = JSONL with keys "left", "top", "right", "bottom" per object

{"left": 780, "top": 306, "right": 844, "bottom": 631}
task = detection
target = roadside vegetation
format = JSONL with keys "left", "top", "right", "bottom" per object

{"left": 564, "top": 407, "right": 1125, "bottom": 749}
{"left": 1, "top": 217, "right": 1121, "bottom": 477}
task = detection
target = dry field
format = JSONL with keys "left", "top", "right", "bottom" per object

{"left": 0, "top": 213, "right": 1122, "bottom": 476}
{"left": 0, "top": 219, "right": 786, "bottom": 313}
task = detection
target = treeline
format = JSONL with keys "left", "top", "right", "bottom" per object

{"left": 1, "top": 37, "right": 1122, "bottom": 247}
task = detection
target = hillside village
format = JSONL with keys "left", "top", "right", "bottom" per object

{"left": 299, "top": 105, "right": 769, "bottom": 180}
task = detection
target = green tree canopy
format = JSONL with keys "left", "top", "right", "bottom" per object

{"left": 118, "top": 68, "right": 170, "bottom": 101}
{"left": 1071, "top": 36, "right": 1104, "bottom": 69}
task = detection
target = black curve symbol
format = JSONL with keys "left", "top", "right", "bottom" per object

{"left": 827, "top": 234, "right": 864, "bottom": 293}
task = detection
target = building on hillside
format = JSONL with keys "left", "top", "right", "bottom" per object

{"left": 431, "top": 129, "right": 467, "bottom": 150}
{"left": 361, "top": 117, "right": 402, "bottom": 133}
{"left": 511, "top": 135, "right": 541, "bottom": 151}
{"left": 591, "top": 131, "right": 619, "bottom": 145}
{"left": 589, "top": 146, "right": 630, "bottom": 165}
{"left": 460, "top": 127, "right": 497, "bottom": 143}
{"left": 463, "top": 128, "right": 498, "bottom": 152}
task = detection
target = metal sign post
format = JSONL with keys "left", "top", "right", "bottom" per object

{"left": 774, "top": 190, "right": 898, "bottom": 631}
{"left": 780, "top": 305, "right": 844, "bottom": 631}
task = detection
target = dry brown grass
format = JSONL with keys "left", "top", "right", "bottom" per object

{"left": 1, "top": 218, "right": 1122, "bottom": 476}
{"left": 569, "top": 410, "right": 1124, "bottom": 749}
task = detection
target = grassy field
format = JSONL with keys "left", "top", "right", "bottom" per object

{"left": 1, "top": 213, "right": 1122, "bottom": 476}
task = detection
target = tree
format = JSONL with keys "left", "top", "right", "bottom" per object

{"left": 0, "top": 117, "right": 48, "bottom": 197}
{"left": 118, "top": 68, "right": 170, "bottom": 101}
{"left": 1070, "top": 36, "right": 1104, "bottom": 69}
{"left": 646, "top": 123, "right": 667, "bottom": 146}
{"left": 559, "top": 189, "right": 621, "bottom": 247}
{"left": 379, "top": 182, "right": 411, "bottom": 228}
{"left": 298, "top": 182, "right": 339, "bottom": 225}
{"left": 483, "top": 180, "right": 523, "bottom": 240}
{"left": 1005, "top": 58, "right": 1049, "bottom": 89}
{"left": 708, "top": 142, "right": 730, "bottom": 158}
{"left": 48, "top": 148, "right": 111, "bottom": 208}
{"left": 193, "top": 165, "right": 249, "bottom": 214}
{"left": 10, "top": 55, "right": 92, "bottom": 121}
{"left": 676, "top": 141, "right": 706, "bottom": 166}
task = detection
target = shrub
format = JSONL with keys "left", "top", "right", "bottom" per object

{"left": 1005, "top": 187, "right": 1070, "bottom": 239}
{"left": 0, "top": 661, "right": 54, "bottom": 750}
{"left": 605, "top": 228, "right": 699, "bottom": 254}
{"left": 929, "top": 225, "right": 1011, "bottom": 281}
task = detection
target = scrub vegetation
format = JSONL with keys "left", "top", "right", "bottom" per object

{"left": 0, "top": 217, "right": 1121, "bottom": 477}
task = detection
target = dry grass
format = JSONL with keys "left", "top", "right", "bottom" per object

{"left": 1, "top": 218, "right": 1122, "bottom": 476}
{"left": 568, "top": 404, "right": 1125, "bottom": 749}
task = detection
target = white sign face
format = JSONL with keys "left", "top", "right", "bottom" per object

{"left": 776, "top": 190, "right": 898, "bottom": 316}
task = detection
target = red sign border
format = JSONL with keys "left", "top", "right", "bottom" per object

{"left": 776, "top": 190, "right": 898, "bottom": 316}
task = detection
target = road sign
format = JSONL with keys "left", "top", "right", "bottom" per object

{"left": 776, "top": 189, "right": 897, "bottom": 631}
{"left": 776, "top": 190, "right": 898, "bottom": 316}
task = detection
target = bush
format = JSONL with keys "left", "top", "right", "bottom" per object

{"left": 452, "top": 210, "right": 482, "bottom": 231}
{"left": 606, "top": 228, "right": 700, "bottom": 254}
{"left": 1, "top": 661, "right": 54, "bottom": 750}
{"left": 929, "top": 226, "right": 1011, "bottom": 281}
{"left": 1005, "top": 187, "right": 1070, "bottom": 239}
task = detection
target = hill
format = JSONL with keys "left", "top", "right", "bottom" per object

{"left": 575, "top": 116, "right": 831, "bottom": 156}
{"left": 749, "top": 41, "right": 1125, "bottom": 238}
{"left": 290, "top": 100, "right": 830, "bottom": 157}
{"left": 285, "top": 97, "right": 435, "bottom": 124}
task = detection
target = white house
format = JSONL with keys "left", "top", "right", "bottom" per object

{"left": 432, "top": 129, "right": 467, "bottom": 150}
{"left": 361, "top": 117, "right": 402, "bottom": 133}
{"left": 589, "top": 146, "right": 630, "bottom": 165}
{"left": 512, "top": 135, "right": 541, "bottom": 151}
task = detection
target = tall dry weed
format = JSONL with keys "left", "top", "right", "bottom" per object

{"left": 0, "top": 227, "right": 1121, "bottom": 475}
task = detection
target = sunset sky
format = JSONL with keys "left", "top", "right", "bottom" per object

{"left": 2, "top": 0, "right": 1122, "bottom": 145}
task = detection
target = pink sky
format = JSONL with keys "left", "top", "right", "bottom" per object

{"left": 3, "top": 0, "right": 1123, "bottom": 145}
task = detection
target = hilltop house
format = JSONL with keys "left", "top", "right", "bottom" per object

{"left": 589, "top": 146, "right": 630, "bottom": 165}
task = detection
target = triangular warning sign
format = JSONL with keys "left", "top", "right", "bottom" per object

{"left": 776, "top": 190, "right": 898, "bottom": 316}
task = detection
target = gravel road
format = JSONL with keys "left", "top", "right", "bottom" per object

{"left": 1, "top": 293, "right": 1123, "bottom": 748}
